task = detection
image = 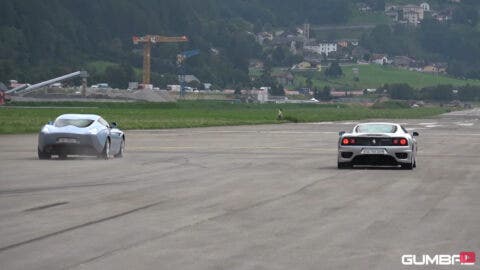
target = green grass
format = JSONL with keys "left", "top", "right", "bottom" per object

{"left": 86, "top": 60, "right": 143, "bottom": 79}
{"left": 294, "top": 64, "right": 480, "bottom": 90}
{"left": 0, "top": 101, "right": 447, "bottom": 134}
{"left": 348, "top": 11, "right": 392, "bottom": 25}
{"left": 85, "top": 61, "right": 117, "bottom": 74}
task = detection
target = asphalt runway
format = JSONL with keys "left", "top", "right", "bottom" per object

{"left": 0, "top": 109, "right": 479, "bottom": 270}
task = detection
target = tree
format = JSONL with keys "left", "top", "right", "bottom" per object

{"left": 187, "top": 80, "right": 203, "bottom": 90}
{"left": 458, "top": 84, "right": 480, "bottom": 101}
{"left": 420, "top": 85, "right": 454, "bottom": 101}
{"left": 325, "top": 61, "right": 343, "bottom": 78}
{"left": 151, "top": 73, "right": 178, "bottom": 89}
{"left": 104, "top": 63, "right": 135, "bottom": 89}
{"left": 306, "top": 75, "right": 313, "bottom": 90}
{"left": 234, "top": 85, "right": 242, "bottom": 95}
{"left": 385, "top": 83, "right": 416, "bottom": 100}
{"left": 269, "top": 83, "right": 285, "bottom": 96}
{"left": 314, "top": 86, "right": 331, "bottom": 100}
{"left": 453, "top": 4, "right": 479, "bottom": 26}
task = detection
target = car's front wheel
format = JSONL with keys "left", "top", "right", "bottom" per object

{"left": 38, "top": 148, "right": 51, "bottom": 160}
{"left": 338, "top": 162, "right": 352, "bottom": 169}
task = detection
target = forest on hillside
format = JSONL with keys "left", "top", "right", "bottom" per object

{"left": 0, "top": 0, "right": 479, "bottom": 88}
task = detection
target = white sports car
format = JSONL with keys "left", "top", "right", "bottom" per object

{"left": 38, "top": 114, "right": 125, "bottom": 159}
{"left": 338, "top": 122, "right": 419, "bottom": 169}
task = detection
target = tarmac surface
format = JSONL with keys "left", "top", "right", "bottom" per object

{"left": 0, "top": 109, "right": 479, "bottom": 270}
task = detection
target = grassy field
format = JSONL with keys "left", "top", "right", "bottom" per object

{"left": 0, "top": 101, "right": 447, "bottom": 134}
{"left": 347, "top": 11, "right": 392, "bottom": 25}
{"left": 294, "top": 64, "right": 480, "bottom": 90}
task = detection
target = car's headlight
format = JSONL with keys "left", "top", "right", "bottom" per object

{"left": 89, "top": 128, "right": 99, "bottom": 135}
{"left": 41, "top": 126, "right": 50, "bottom": 133}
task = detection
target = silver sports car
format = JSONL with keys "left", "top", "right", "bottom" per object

{"left": 38, "top": 114, "right": 125, "bottom": 159}
{"left": 338, "top": 122, "right": 419, "bottom": 169}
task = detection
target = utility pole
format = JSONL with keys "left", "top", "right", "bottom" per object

{"left": 177, "top": 49, "right": 200, "bottom": 97}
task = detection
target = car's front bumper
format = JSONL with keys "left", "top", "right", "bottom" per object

{"left": 338, "top": 145, "right": 413, "bottom": 165}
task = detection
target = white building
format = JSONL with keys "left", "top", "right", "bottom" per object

{"left": 420, "top": 2, "right": 430, "bottom": 12}
{"left": 402, "top": 4, "right": 424, "bottom": 24}
{"left": 257, "top": 87, "right": 269, "bottom": 103}
{"left": 304, "top": 43, "right": 337, "bottom": 56}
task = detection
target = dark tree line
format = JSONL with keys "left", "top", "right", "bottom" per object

{"left": 383, "top": 83, "right": 480, "bottom": 101}
{"left": 0, "top": 0, "right": 351, "bottom": 87}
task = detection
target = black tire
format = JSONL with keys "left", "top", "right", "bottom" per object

{"left": 58, "top": 153, "right": 68, "bottom": 160}
{"left": 100, "top": 139, "right": 111, "bottom": 160}
{"left": 114, "top": 139, "right": 125, "bottom": 158}
{"left": 401, "top": 162, "right": 414, "bottom": 170}
{"left": 38, "top": 148, "right": 51, "bottom": 160}
{"left": 338, "top": 162, "right": 352, "bottom": 169}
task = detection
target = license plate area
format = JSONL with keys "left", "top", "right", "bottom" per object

{"left": 57, "top": 138, "right": 79, "bottom": 144}
{"left": 361, "top": 148, "right": 387, "bottom": 155}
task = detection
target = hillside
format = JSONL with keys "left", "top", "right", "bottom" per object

{"left": 1, "top": 0, "right": 480, "bottom": 89}
{"left": 293, "top": 64, "right": 480, "bottom": 90}
{"left": 0, "top": 0, "right": 350, "bottom": 87}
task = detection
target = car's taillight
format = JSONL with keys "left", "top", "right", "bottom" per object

{"left": 342, "top": 138, "right": 356, "bottom": 145}
{"left": 392, "top": 138, "right": 408, "bottom": 146}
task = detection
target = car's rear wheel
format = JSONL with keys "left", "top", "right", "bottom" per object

{"left": 38, "top": 148, "right": 51, "bottom": 160}
{"left": 114, "top": 138, "right": 125, "bottom": 158}
{"left": 338, "top": 162, "right": 352, "bottom": 169}
{"left": 99, "top": 139, "right": 110, "bottom": 160}
{"left": 401, "top": 162, "right": 414, "bottom": 170}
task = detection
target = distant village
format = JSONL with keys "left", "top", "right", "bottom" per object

{"left": 251, "top": 1, "right": 458, "bottom": 84}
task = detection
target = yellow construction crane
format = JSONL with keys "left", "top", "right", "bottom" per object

{"left": 132, "top": 35, "right": 188, "bottom": 85}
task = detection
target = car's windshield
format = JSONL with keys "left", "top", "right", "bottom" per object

{"left": 356, "top": 124, "right": 397, "bottom": 133}
{"left": 54, "top": 119, "right": 94, "bottom": 128}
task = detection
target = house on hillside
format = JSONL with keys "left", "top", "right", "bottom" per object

{"left": 393, "top": 56, "right": 416, "bottom": 68}
{"left": 422, "top": 63, "right": 447, "bottom": 74}
{"left": 249, "top": 59, "right": 264, "bottom": 69}
{"left": 385, "top": 4, "right": 425, "bottom": 25}
{"left": 256, "top": 32, "right": 273, "bottom": 45}
{"left": 401, "top": 5, "right": 425, "bottom": 25}
{"left": 295, "top": 61, "right": 312, "bottom": 69}
{"left": 371, "top": 54, "right": 390, "bottom": 65}
{"left": 432, "top": 8, "right": 453, "bottom": 23}
{"left": 357, "top": 3, "right": 372, "bottom": 12}
{"left": 304, "top": 42, "right": 338, "bottom": 56}
{"left": 178, "top": 75, "right": 200, "bottom": 83}
{"left": 352, "top": 47, "right": 370, "bottom": 60}
{"left": 273, "top": 72, "right": 294, "bottom": 86}
{"left": 420, "top": 2, "right": 430, "bottom": 12}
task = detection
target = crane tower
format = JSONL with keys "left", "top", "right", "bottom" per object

{"left": 133, "top": 35, "right": 188, "bottom": 85}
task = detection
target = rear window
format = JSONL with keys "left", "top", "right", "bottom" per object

{"left": 54, "top": 119, "right": 94, "bottom": 128}
{"left": 356, "top": 124, "right": 397, "bottom": 133}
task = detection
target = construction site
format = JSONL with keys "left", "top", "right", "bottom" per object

{"left": 1, "top": 34, "right": 211, "bottom": 104}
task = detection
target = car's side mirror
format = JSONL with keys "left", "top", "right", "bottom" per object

{"left": 339, "top": 131, "right": 346, "bottom": 136}
{"left": 413, "top": 131, "right": 419, "bottom": 137}
{"left": 47, "top": 121, "right": 53, "bottom": 125}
